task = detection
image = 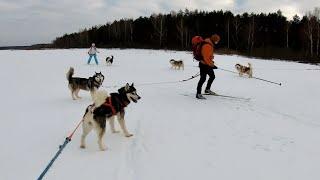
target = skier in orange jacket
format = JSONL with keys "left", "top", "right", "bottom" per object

{"left": 196, "top": 34, "right": 220, "bottom": 99}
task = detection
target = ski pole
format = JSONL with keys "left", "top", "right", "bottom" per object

{"left": 181, "top": 72, "right": 200, "bottom": 82}
{"left": 218, "top": 67, "right": 282, "bottom": 86}
{"left": 252, "top": 76, "right": 282, "bottom": 86}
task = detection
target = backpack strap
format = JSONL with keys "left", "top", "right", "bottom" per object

{"left": 200, "top": 41, "right": 212, "bottom": 49}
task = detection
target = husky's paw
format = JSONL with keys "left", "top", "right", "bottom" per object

{"left": 112, "top": 130, "right": 120, "bottom": 133}
{"left": 80, "top": 145, "right": 86, "bottom": 149}
{"left": 99, "top": 146, "right": 107, "bottom": 151}
{"left": 125, "top": 134, "right": 133, "bottom": 137}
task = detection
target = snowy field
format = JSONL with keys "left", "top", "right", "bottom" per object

{"left": 0, "top": 49, "right": 320, "bottom": 180}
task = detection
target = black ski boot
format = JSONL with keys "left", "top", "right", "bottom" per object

{"left": 204, "top": 89, "right": 216, "bottom": 95}
{"left": 196, "top": 93, "right": 206, "bottom": 99}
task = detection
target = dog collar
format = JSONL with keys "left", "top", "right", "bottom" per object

{"left": 114, "top": 96, "right": 129, "bottom": 108}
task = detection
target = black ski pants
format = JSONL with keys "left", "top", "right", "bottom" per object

{"left": 197, "top": 62, "right": 215, "bottom": 94}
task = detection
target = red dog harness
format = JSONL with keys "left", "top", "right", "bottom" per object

{"left": 102, "top": 96, "right": 129, "bottom": 116}
{"left": 103, "top": 97, "right": 116, "bottom": 115}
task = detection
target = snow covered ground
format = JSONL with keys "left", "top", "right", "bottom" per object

{"left": 0, "top": 49, "right": 319, "bottom": 180}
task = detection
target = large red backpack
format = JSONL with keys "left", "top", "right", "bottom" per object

{"left": 192, "top": 36, "right": 208, "bottom": 61}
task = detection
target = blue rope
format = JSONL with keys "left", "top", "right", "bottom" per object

{"left": 37, "top": 137, "right": 71, "bottom": 180}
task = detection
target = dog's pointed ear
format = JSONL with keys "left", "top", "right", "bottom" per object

{"left": 131, "top": 83, "right": 134, "bottom": 87}
{"left": 125, "top": 83, "right": 130, "bottom": 90}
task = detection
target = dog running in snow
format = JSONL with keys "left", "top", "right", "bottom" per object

{"left": 80, "top": 83, "right": 141, "bottom": 151}
{"left": 235, "top": 63, "right": 253, "bottom": 78}
{"left": 105, "top": 55, "right": 114, "bottom": 65}
{"left": 66, "top": 67, "right": 105, "bottom": 100}
{"left": 169, "top": 59, "right": 184, "bottom": 70}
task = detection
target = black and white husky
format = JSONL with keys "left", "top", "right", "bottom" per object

{"left": 66, "top": 67, "right": 105, "bottom": 100}
{"left": 105, "top": 55, "right": 114, "bottom": 65}
{"left": 80, "top": 83, "right": 141, "bottom": 151}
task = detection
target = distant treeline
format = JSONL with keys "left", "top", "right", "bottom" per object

{"left": 0, "top": 44, "right": 51, "bottom": 50}
{"left": 52, "top": 9, "right": 320, "bottom": 63}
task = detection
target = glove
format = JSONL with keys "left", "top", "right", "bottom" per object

{"left": 209, "top": 62, "right": 217, "bottom": 69}
{"left": 212, "top": 65, "right": 218, "bottom": 69}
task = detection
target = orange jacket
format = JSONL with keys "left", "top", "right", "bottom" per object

{"left": 201, "top": 38, "right": 214, "bottom": 66}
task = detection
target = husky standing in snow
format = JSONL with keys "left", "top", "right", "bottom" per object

{"left": 235, "top": 63, "right": 253, "bottom": 78}
{"left": 80, "top": 83, "right": 141, "bottom": 151}
{"left": 169, "top": 59, "right": 184, "bottom": 70}
{"left": 66, "top": 67, "right": 105, "bottom": 100}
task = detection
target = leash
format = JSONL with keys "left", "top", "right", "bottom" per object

{"left": 103, "top": 72, "right": 200, "bottom": 89}
{"left": 37, "top": 119, "right": 83, "bottom": 180}
{"left": 218, "top": 67, "right": 282, "bottom": 86}
{"left": 217, "top": 67, "right": 238, "bottom": 74}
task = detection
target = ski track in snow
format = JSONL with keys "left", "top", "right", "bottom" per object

{"left": 0, "top": 49, "right": 320, "bottom": 180}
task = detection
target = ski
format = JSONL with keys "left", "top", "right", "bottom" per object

{"left": 203, "top": 93, "right": 251, "bottom": 101}
{"left": 181, "top": 93, "right": 250, "bottom": 101}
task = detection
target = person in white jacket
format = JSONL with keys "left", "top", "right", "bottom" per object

{"left": 87, "top": 43, "right": 99, "bottom": 65}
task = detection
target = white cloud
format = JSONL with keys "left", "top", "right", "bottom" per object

{"left": 281, "top": 5, "right": 301, "bottom": 19}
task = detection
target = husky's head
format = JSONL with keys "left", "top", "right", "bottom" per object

{"left": 118, "top": 83, "right": 141, "bottom": 103}
{"left": 94, "top": 72, "right": 105, "bottom": 84}
{"left": 235, "top": 63, "right": 241, "bottom": 70}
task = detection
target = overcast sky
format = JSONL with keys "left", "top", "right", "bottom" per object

{"left": 1, "top": 0, "right": 320, "bottom": 46}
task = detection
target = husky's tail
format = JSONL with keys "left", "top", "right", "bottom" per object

{"left": 66, "top": 67, "right": 74, "bottom": 82}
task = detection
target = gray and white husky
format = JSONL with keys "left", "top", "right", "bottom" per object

{"left": 80, "top": 83, "right": 141, "bottom": 151}
{"left": 169, "top": 59, "right": 184, "bottom": 70}
{"left": 66, "top": 67, "right": 105, "bottom": 100}
{"left": 235, "top": 63, "right": 253, "bottom": 78}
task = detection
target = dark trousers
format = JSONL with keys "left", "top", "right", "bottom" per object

{"left": 197, "top": 62, "right": 215, "bottom": 94}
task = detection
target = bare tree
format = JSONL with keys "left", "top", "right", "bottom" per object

{"left": 314, "top": 7, "right": 320, "bottom": 57}
{"left": 226, "top": 17, "right": 230, "bottom": 49}
{"left": 110, "top": 21, "right": 119, "bottom": 40}
{"left": 151, "top": 14, "right": 166, "bottom": 47}
{"left": 247, "top": 15, "right": 255, "bottom": 54}
{"left": 286, "top": 21, "right": 291, "bottom": 48}
{"left": 123, "top": 20, "right": 127, "bottom": 42}
{"left": 176, "top": 17, "right": 185, "bottom": 48}
{"left": 184, "top": 28, "right": 190, "bottom": 47}
{"left": 232, "top": 15, "right": 241, "bottom": 50}
{"left": 225, "top": 12, "right": 232, "bottom": 49}
{"left": 305, "top": 12, "right": 317, "bottom": 57}
{"left": 79, "top": 29, "right": 88, "bottom": 47}
{"left": 128, "top": 19, "right": 133, "bottom": 42}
